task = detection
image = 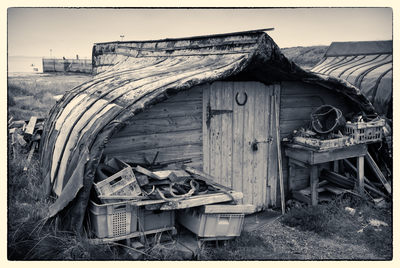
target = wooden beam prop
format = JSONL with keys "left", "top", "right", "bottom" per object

{"left": 11, "top": 133, "right": 16, "bottom": 160}
{"left": 200, "top": 204, "right": 256, "bottom": 214}
{"left": 343, "top": 159, "right": 378, "bottom": 190}
{"left": 275, "top": 94, "right": 285, "bottom": 214}
{"left": 15, "top": 133, "right": 27, "bottom": 147}
{"left": 320, "top": 169, "right": 354, "bottom": 189}
{"left": 181, "top": 165, "right": 232, "bottom": 191}
{"left": 292, "top": 191, "right": 311, "bottom": 205}
{"left": 298, "top": 180, "right": 328, "bottom": 196}
{"left": 24, "top": 141, "right": 37, "bottom": 171}
{"left": 160, "top": 191, "right": 243, "bottom": 210}
{"left": 9, "top": 120, "right": 26, "bottom": 128}
{"left": 8, "top": 116, "right": 14, "bottom": 127}
{"left": 365, "top": 152, "right": 391, "bottom": 195}
{"left": 24, "top": 116, "right": 37, "bottom": 136}
{"left": 88, "top": 226, "right": 176, "bottom": 245}
{"left": 362, "top": 181, "right": 387, "bottom": 198}
{"left": 321, "top": 168, "right": 387, "bottom": 198}
{"left": 134, "top": 165, "right": 162, "bottom": 180}
{"left": 323, "top": 185, "right": 346, "bottom": 195}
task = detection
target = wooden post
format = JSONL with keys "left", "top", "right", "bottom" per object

{"left": 310, "top": 165, "right": 319, "bottom": 206}
{"left": 357, "top": 156, "right": 365, "bottom": 194}
{"left": 365, "top": 152, "right": 391, "bottom": 195}
{"left": 288, "top": 162, "right": 295, "bottom": 193}
{"left": 333, "top": 160, "right": 339, "bottom": 173}
{"left": 24, "top": 142, "right": 37, "bottom": 171}
{"left": 11, "top": 133, "right": 16, "bottom": 160}
{"left": 275, "top": 94, "right": 285, "bottom": 214}
{"left": 25, "top": 116, "right": 38, "bottom": 136}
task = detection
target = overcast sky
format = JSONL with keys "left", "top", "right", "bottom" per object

{"left": 7, "top": 7, "right": 392, "bottom": 58}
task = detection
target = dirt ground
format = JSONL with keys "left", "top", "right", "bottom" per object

{"left": 256, "top": 220, "right": 379, "bottom": 260}
{"left": 198, "top": 202, "right": 392, "bottom": 261}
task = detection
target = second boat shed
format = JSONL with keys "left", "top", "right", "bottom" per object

{"left": 40, "top": 29, "right": 375, "bottom": 230}
{"left": 311, "top": 40, "right": 392, "bottom": 118}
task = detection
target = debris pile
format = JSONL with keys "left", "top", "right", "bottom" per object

{"left": 8, "top": 116, "right": 43, "bottom": 171}
{"left": 89, "top": 157, "right": 252, "bottom": 247}
{"left": 92, "top": 158, "right": 237, "bottom": 205}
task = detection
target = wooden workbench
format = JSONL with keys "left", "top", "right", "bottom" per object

{"left": 284, "top": 143, "right": 368, "bottom": 206}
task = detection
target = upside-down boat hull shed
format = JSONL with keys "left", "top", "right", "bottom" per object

{"left": 311, "top": 40, "right": 392, "bottom": 117}
{"left": 39, "top": 29, "right": 375, "bottom": 231}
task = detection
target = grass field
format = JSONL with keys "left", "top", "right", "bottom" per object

{"left": 8, "top": 73, "right": 92, "bottom": 120}
{"left": 7, "top": 71, "right": 392, "bottom": 260}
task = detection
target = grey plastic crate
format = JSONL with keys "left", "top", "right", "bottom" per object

{"left": 89, "top": 200, "right": 138, "bottom": 239}
{"left": 137, "top": 208, "right": 175, "bottom": 232}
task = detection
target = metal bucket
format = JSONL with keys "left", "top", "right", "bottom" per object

{"left": 311, "top": 105, "right": 345, "bottom": 134}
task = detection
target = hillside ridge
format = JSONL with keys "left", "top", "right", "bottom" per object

{"left": 281, "top": 45, "right": 328, "bottom": 69}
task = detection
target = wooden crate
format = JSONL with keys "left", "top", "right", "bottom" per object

{"left": 293, "top": 135, "right": 353, "bottom": 151}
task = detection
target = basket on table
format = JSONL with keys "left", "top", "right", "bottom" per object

{"left": 345, "top": 118, "right": 385, "bottom": 144}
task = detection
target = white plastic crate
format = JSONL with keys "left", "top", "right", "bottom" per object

{"left": 178, "top": 209, "right": 244, "bottom": 238}
{"left": 94, "top": 165, "right": 142, "bottom": 204}
{"left": 89, "top": 200, "right": 138, "bottom": 239}
{"left": 345, "top": 118, "right": 385, "bottom": 144}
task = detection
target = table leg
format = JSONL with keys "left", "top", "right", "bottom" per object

{"left": 288, "top": 161, "right": 296, "bottom": 193}
{"left": 333, "top": 160, "right": 339, "bottom": 173}
{"left": 357, "top": 156, "right": 365, "bottom": 194}
{"left": 310, "top": 165, "right": 319, "bottom": 206}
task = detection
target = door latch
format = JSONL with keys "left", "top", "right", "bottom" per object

{"left": 251, "top": 137, "right": 273, "bottom": 151}
{"left": 206, "top": 102, "right": 233, "bottom": 128}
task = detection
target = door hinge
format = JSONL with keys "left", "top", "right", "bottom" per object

{"left": 206, "top": 102, "right": 233, "bottom": 128}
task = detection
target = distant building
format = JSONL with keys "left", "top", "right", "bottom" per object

{"left": 42, "top": 57, "right": 92, "bottom": 74}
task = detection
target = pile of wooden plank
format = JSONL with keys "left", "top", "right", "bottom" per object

{"left": 292, "top": 158, "right": 391, "bottom": 205}
{"left": 8, "top": 116, "right": 44, "bottom": 171}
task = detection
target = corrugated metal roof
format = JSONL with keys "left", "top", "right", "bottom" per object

{"left": 311, "top": 41, "right": 392, "bottom": 116}
{"left": 39, "top": 30, "right": 376, "bottom": 229}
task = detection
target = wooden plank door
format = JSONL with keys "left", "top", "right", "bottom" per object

{"left": 203, "top": 81, "right": 279, "bottom": 211}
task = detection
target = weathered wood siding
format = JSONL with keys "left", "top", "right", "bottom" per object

{"left": 280, "top": 81, "right": 354, "bottom": 192}
{"left": 103, "top": 86, "right": 203, "bottom": 169}
{"left": 104, "top": 79, "right": 357, "bottom": 207}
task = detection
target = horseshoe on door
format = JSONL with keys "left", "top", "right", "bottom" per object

{"left": 235, "top": 92, "right": 248, "bottom": 106}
